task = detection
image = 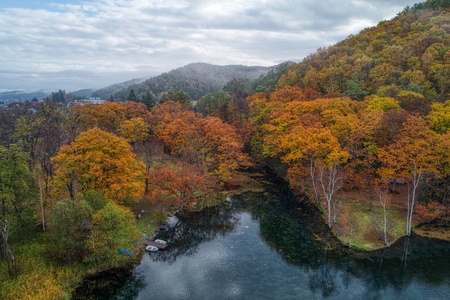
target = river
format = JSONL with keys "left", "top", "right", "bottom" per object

{"left": 74, "top": 183, "right": 450, "bottom": 299}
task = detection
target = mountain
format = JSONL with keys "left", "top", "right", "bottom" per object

{"left": 94, "top": 63, "right": 281, "bottom": 101}
{"left": 0, "top": 90, "right": 48, "bottom": 102}
{"left": 272, "top": 3, "right": 449, "bottom": 101}
{"left": 91, "top": 77, "right": 151, "bottom": 100}
{"left": 71, "top": 89, "right": 95, "bottom": 98}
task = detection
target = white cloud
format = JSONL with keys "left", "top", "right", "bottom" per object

{"left": 0, "top": 0, "right": 419, "bottom": 91}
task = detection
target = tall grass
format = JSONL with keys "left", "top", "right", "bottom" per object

{"left": 0, "top": 234, "right": 84, "bottom": 300}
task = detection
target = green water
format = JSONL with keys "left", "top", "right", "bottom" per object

{"left": 74, "top": 189, "right": 450, "bottom": 299}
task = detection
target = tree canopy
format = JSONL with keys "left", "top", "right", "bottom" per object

{"left": 52, "top": 128, "right": 145, "bottom": 205}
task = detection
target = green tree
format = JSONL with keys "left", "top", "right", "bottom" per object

{"left": 345, "top": 73, "right": 367, "bottom": 101}
{"left": 140, "top": 91, "right": 157, "bottom": 110}
{"left": 195, "top": 91, "right": 230, "bottom": 119}
{"left": 160, "top": 90, "right": 191, "bottom": 105}
{"left": 83, "top": 190, "right": 108, "bottom": 213}
{"left": 88, "top": 202, "right": 137, "bottom": 262}
{"left": 0, "top": 144, "right": 38, "bottom": 235}
{"left": 45, "top": 90, "right": 70, "bottom": 104}
{"left": 0, "top": 144, "right": 38, "bottom": 275}
{"left": 128, "top": 90, "right": 137, "bottom": 102}
{"left": 49, "top": 198, "right": 93, "bottom": 263}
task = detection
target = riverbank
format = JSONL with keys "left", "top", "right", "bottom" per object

{"left": 0, "top": 233, "right": 141, "bottom": 300}
{"left": 254, "top": 162, "right": 449, "bottom": 251}
{"left": 0, "top": 206, "right": 164, "bottom": 300}
{"left": 318, "top": 187, "right": 449, "bottom": 251}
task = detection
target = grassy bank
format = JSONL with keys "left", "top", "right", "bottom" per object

{"left": 1, "top": 234, "right": 88, "bottom": 300}
{"left": 0, "top": 210, "right": 165, "bottom": 300}
{"left": 333, "top": 202, "right": 407, "bottom": 251}
{"left": 328, "top": 186, "right": 442, "bottom": 251}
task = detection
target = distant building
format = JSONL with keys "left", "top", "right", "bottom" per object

{"left": 71, "top": 99, "right": 107, "bottom": 106}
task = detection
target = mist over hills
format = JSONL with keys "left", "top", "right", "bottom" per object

{"left": 90, "top": 77, "right": 150, "bottom": 100}
{"left": 92, "top": 62, "right": 286, "bottom": 101}
{"left": 0, "top": 90, "right": 48, "bottom": 103}
{"left": 0, "top": 62, "right": 288, "bottom": 104}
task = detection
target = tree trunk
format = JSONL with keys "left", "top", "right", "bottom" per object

{"left": 0, "top": 228, "right": 17, "bottom": 275}
{"left": 319, "top": 162, "right": 342, "bottom": 229}
{"left": 349, "top": 225, "right": 353, "bottom": 247}
{"left": 383, "top": 204, "right": 388, "bottom": 246}
{"left": 309, "top": 159, "right": 319, "bottom": 200}
{"left": 406, "top": 163, "right": 422, "bottom": 236}
{"left": 39, "top": 177, "right": 46, "bottom": 231}
{"left": 0, "top": 238, "right": 5, "bottom": 260}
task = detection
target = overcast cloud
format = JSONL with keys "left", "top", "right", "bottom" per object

{"left": 0, "top": 0, "right": 419, "bottom": 92}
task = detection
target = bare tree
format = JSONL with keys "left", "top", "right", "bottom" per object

{"left": 318, "top": 162, "right": 344, "bottom": 228}
{"left": 375, "top": 184, "right": 391, "bottom": 246}
{"left": 406, "top": 163, "right": 422, "bottom": 236}
{"left": 0, "top": 220, "right": 17, "bottom": 275}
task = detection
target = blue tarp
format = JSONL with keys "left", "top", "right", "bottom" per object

{"left": 118, "top": 249, "right": 133, "bottom": 256}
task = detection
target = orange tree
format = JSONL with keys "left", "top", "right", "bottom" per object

{"left": 52, "top": 128, "right": 145, "bottom": 205}
{"left": 150, "top": 101, "right": 250, "bottom": 182}
{"left": 146, "top": 162, "right": 216, "bottom": 211}
{"left": 261, "top": 97, "right": 352, "bottom": 228}
{"left": 377, "top": 116, "right": 438, "bottom": 235}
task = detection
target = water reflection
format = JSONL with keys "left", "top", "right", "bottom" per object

{"left": 78, "top": 189, "right": 450, "bottom": 299}
{"left": 72, "top": 267, "right": 146, "bottom": 300}
{"left": 151, "top": 199, "right": 242, "bottom": 264}
{"left": 244, "top": 192, "right": 450, "bottom": 293}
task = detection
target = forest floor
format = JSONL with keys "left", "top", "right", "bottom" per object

{"left": 332, "top": 185, "right": 449, "bottom": 250}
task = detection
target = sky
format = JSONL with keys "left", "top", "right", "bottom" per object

{"left": 0, "top": 0, "right": 421, "bottom": 92}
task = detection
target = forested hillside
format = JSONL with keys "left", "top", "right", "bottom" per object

{"left": 91, "top": 77, "right": 150, "bottom": 100}
{"left": 95, "top": 62, "right": 278, "bottom": 101}
{"left": 274, "top": 4, "right": 449, "bottom": 101}
{"left": 240, "top": 4, "right": 449, "bottom": 249}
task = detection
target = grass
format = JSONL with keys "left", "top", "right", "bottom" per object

{"left": 190, "top": 194, "right": 226, "bottom": 211}
{"left": 135, "top": 212, "right": 162, "bottom": 237}
{"left": 332, "top": 193, "right": 411, "bottom": 251}
{"left": 0, "top": 234, "right": 87, "bottom": 300}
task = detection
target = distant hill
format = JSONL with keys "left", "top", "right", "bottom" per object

{"left": 0, "top": 90, "right": 48, "bottom": 102}
{"left": 71, "top": 89, "right": 95, "bottom": 98}
{"left": 273, "top": 2, "right": 450, "bottom": 101}
{"left": 95, "top": 63, "right": 281, "bottom": 101}
{"left": 91, "top": 77, "right": 151, "bottom": 100}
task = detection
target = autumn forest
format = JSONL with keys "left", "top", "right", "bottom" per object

{"left": 0, "top": 1, "right": 449, "bottom": 299}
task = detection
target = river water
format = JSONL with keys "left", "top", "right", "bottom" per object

{"left": 75, "top": 186, "right": 450, "bottom": 299}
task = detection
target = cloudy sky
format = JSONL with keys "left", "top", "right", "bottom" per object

{"left": 0, "top": 0, "right": 420, "bottom": 92}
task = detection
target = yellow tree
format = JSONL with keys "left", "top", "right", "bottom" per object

{"left": 73, "top": 102, "right": 126, "bottom": 133}
{"left": 261, "top": 98, "right": 354, "bottom": 228}
{"left": 428, "top": 100, "right": 450, "bottom": 134}
{"left": 118, "top": 117, "right": 150, "bottom": 145}
{"left": 52, "top": 128, "right": 145, "bottom": 206}
{"left": 265, "top": 121, "right": 349, "bottom": 228}
{"left": 284, "top": 127, "right": 349, "bottom": 228}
